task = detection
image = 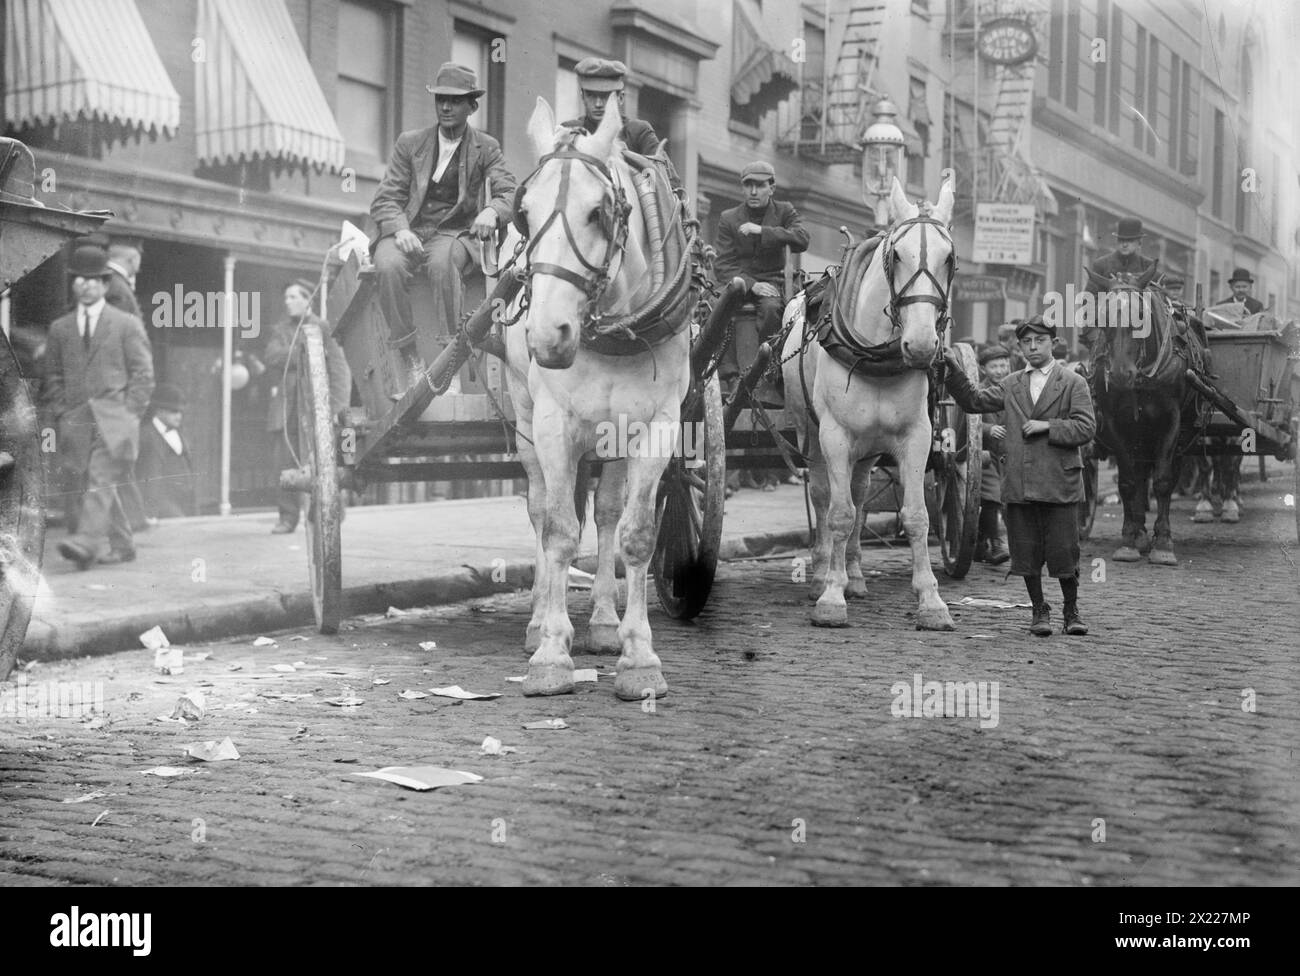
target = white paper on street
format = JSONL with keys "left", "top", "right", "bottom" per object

{"left": 956, "top": 597, "right": 1032, "bottom": 609}
{"left": 353, "top": 766, "right": 483, "bottom": 791}
{"left": 183, "top": 738, "right": 240, "bottom": 762}
{"left": 428, "top": 685, "right": 501, "bottom": 700}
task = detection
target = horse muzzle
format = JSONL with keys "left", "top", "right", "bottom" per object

{"left": 528, "top": 326, "right": 580, "bottom": 369}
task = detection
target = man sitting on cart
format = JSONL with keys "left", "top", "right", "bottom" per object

{"left": 369, "top": 62, "right": 517, "bottom": 390}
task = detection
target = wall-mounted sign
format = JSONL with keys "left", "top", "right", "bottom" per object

{"left": 978, "top": 17, "right": 1038, "bottom": 66}
{"left": 972, "top": 203, "right": 1036, "bottom": 265}
{"left": 954, "top": 274, "right": 1007, "bottom": 302}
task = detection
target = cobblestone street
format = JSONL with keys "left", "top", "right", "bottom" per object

{"left": 2, "top": 476, "right": 1296, "bottom": 886}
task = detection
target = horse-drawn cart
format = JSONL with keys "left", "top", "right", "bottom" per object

{"left": 0, "top": 138, "right": 108, "bottom": 681}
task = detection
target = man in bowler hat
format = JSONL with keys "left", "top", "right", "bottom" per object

{"left": 45, "top": 244, "right": 155, "bottom": 568}
{"left": 943, "top": 317, "right": 1097, "bottom": 636}
{"left": 1092, "top": 217, "right": 1158, "bottom": 281}
{"left": 1217, "top": 268, "right": 1264, "bottom": 315}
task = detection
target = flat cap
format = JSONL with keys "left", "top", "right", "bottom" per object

{"left": 740, "top": 160, "right": 776, "bottom": 182}
{"left": 978, "top": 343, "right": 1011, "bottom": 365}
{"left": 1014, "top": 314, "right": 1056, "bottom": 340}
{"left": 575, "top": 57, "right": 628, "bottom": 91}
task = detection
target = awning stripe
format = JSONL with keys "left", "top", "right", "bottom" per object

{"left": 195, "top": 0, "right": 346, "bottom": 172}
{"left": 3, "top": 0, "right": 180, "bottom": 135}
{"left": 730, "top": 0, "right": 799, "bottom": 109}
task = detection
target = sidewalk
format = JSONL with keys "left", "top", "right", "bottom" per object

{"left": 26, "top": 485, "right": 813, "bottom": 662}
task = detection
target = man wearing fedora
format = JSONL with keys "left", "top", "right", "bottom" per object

{"left": 1218, "top": 268, "right": 1264, "bottom": 315}
{"left": 1092, "top": 217, "right": 1157, "bottom": 282}
{"left": 45, "top": 243, "right": 155, "bottom": 568}
{"left": 944, "top": 316, "right": 1097, "bottom": 637}
{"left": 369, "top": 62, "right": 517, "bottom": 387}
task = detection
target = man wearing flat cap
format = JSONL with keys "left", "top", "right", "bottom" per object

{"left": 1092, "top": 217, "right": 1157, "bottom": 282}
{"left": 1217, "top": 268, "right": 1264, "bottom": 315}
{"left": 563, "top": 58, "right": 667, "bottom": 160}
{"left": 944, "top": 316, "right": 1097, "bottom": 637}
{"left": 45, "top": 243, "right": 155, "bottom": 569}
{"left": 974, "top": 344, "right": 1011, "bottom": 565}
{"left": 369, "top": 62, "right": 517, "bottom": 388}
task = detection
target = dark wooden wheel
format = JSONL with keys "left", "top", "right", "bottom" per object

{"left": 296, "top": 322, "right": 343, "bottom": 634}
{"left": 0, "top": 336, "right": 45, "bottom": 680}
{"left": 935, "top": 342, "right": 982, "bottom": 579}
{"left": 653, "top": 373, "right": 725, "bottom": 619}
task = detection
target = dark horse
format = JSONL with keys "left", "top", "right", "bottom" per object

{"left": 1083, "top": 267, "right": 1204, "bottom": 566}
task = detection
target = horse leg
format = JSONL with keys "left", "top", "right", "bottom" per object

{"left": 1112, "top": 438, "right": 1143, "bottom": 562}
{"left": 844, "top": 460, "right": 871, "bottom": 599}
{"left": 807, "top": 456, "right": 832, "bottom": 601}
{"left": 811, "top": 422, "right": 855, "bottom": 628}
{"left": 518, "top": 435, "right": 548, "bottom": 654}
{"left": 1133, "top": 457, "right": 1153, "bottom": 554}
{"left": 1148, "top": 411, "right": 1181, "bottom": 566}
{"left": 899, "top": 428, "right": 953, "bottom": 631}
{"left": 1192, "top": 451, "right": 1216, "bottom": 522}
{"left": 586, "top": 459, "right": 624, "bottom": 653}
{"left": 612, "top": 451, "right": 673, "bottom": 702}
{"left": 522, "top": 425, "right": 579, "bottom": 697}
{"left": 1221, "top": 453, "right": 1242, "bottom": 523}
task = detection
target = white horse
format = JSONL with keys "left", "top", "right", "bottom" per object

{"left": 505, "top": 97, "right": 691, "bottom": 700}
{"left": 782, "top": 177, "right": 957, "bottom": 630}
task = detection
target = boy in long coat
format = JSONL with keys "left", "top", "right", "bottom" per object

{"left": 943, "top": 317, "right": 1097, "bottom": 636}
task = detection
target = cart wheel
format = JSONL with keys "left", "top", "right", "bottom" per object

{"left": 653, "top": 372, "right": 725, "bottom": 619}
{"left": 1079, "top": 447, "right": 1099, "bottom": 540}
{"left": 1294, "top": 420, "right": 1300, "bottom": 544}
{"left": 935, "top": 342, "right": 982, "bottom": 579}
{"left": 296, "top": 322, "right": 342, "bottom": 634}
{"left": 0, "top": 339, "right": 45, "bottom": 681}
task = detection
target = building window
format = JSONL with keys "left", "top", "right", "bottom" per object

{"left": 1179, "top": 60, "right": 1198, "bottom": 177}
{"left": 1169, "top": 52, "right": 1181, "bottom": 170}
{"left": 1108, "top": 5, "right": 1122, "bottom": 136}
{"left": 1211, "top": 109, "right": 1225, "bottom": 217}
{"left": 1134, "top": 25, "right": 1147, "bottom": 150}
{"left": 1064, "top": 1, "right": 1080, "bottom": 112}
{"left": 555, "top": 59, "right": 581, "bottom": 126}
{"left": 1093, "top": 0, "right": 1109, "bottom": 126}
{"left": 452, "top": 23, "right": 505, "bottom": 143}
{"left": 337, "top": 1, "right": 396, "bottom": 162}
{"left": 798, "top": 20, "right": 827, "bottom": 143}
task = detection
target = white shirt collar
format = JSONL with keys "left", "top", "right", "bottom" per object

{"left": 79, "top": 298, "right": 106, "bottom": 322}
{"left": 1025, "top": 360, "right": 1055, "bottom": 377}
{"left": 153, "top": 415, "right": 184, "bottom": 455}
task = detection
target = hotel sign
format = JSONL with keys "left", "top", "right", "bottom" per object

{"left": 978, "top": 18, "right": 1038, "bottom": 66}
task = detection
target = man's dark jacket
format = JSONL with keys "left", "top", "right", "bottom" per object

{"left": 713, "top": 200, "right": 810, "bottom": 291}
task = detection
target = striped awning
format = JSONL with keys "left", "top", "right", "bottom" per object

{"left": 3, "top": 0, "right": 180, "bottom": 136}
{"left": 730, "top": 0, "right": 798, "bottom": 111}
{"left": 195, "top": 0, "right": 345, "bottom": 173}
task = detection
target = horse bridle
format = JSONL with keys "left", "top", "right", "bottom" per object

{"left": 880, "top": 211, "right": 956, "bottom": 338}
{"left": 512, "top": 146, "right": 632, "bottom": 329}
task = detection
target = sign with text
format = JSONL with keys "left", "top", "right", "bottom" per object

{"left": 954, "top": 274, "right": 1007, "bottom": 302}
{"left": 972, "top": 203, "right": 1036, "bottom": 265}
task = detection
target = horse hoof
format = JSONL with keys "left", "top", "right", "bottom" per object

{"left": 1148, "top": 548, "right": 1178, "bottom": 566}
{"left": 614, "top": 667, "right": 667, "bottom": 702}
{"left": 522, "top": 664, "right": 575, "bottom": 697}
{"left": 811, "top": 603, "right": 848, "bottom": 628}
{"left": 1222, "top": 501, "right": 1240, "bottom": 523}
{"left": 845, "top": 577, "right": 868, "bottom": 599}
{"left": 915, "top": 607, "right": 955, "bottom": 632}
{"left": 1191, "top": 501, "right": 1215, "bottom": 523}
{"left": 1136, "top": 532, "right": 1153, "bottom": 554}
{"left": 585, "top": 622, "right": 622, "bottom": 655}
{"left": 1112, "top": 546, "right": 1142, "bottom": 562}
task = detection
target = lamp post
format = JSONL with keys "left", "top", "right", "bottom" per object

{"left": 861, "top": 97, "right": 906, "bottom": 229}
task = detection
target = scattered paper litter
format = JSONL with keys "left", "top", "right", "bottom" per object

{"left": 139, "top": 625, "right": 170, "bottom": 651}
{"left": 259, "top": 692, "right": 313, "bottom": 702}
{"left": 385, "top": 606, "right": 411, "bottom": 618}
{"left": 63, "top": 790, "right": 114, "bottom": 804}
{"left": 504, "top": 676, "right": 525, "bottom": 683}
{"left": 142, "top": 766, "right": 194, "bottom": 778}
{"left": 956, "top": 597, "right": 1032, "bottom": 610}
{"left": 155, "top": 713, "right": 188, "bottom": 724}
{"left": 153, "top": 643, "right": 183, "bottom": 675}
{"left": 399, "top": 690, "right": 429, "bottom": 700}
{"left": 965, "top": 634, "right": 997, "bottom": 639}
{"left": 522, "top": 719, "right": 569, "bottom": 731}
{"left": 91, "top": 810, "right": 110, "bottom": 827}
{"left": 170, "top": 690, "right": 206, "bottom": 721}
{"left": 323, "top": 697, "right": 365, "bottom": 707}
{"left": 353, "top": 766, "right": 483, "bottom": 791}
{"left": 183, "top": 738, "right": 240, "bottom": 762}
{"left": 186, "top": 652, "right": 212, "bottom": 662}
{"left": 268, "top": 664, "right": 297, "bottom": 673}
{"left": 308, "top": 656, "right": 328, "bottom": 661}
{"left": 289, "top": 635, "right": 310, "bottom": 642}
{"left": 292, "top": 661, "right": 307, "bottom": 668}
{"left": 480, "top": 736, "right": 517, "bottom": 756}
{"left": 227, "top": 664, "right": 243, "bottom": 672}
{"left": 573, "top": 669, "right": 598, "bottom": 682}
{"left": 252, "top": 636, "right": 277, "bottom": 647}
{"left": 428, "top": 685, "right": 500, "bottom": 701}
{"left": 372, "top": 678, "right": 391, "bottom": 686}
{"left": 418, "top": 641, "right": 437, "bottom": 652}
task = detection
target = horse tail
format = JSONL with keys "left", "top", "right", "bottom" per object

{"left": 574, "top": 457, "right": 594, "bottom": 532}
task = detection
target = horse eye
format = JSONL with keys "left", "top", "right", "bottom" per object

{"left": 588, "top": 207, "right": 602, "bottom": 225}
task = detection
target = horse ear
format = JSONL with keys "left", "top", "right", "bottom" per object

{"left": 1136, "top": 266, "right": 1157, "bottom": 290}
{"left": 932, "top": 175, "right": 955, "bottom": 224}
{"left": 1085, "top": 266, "right": 1113, "bottom": 292}
{"left": 888, "top": 177, "right": 915, "bottom": 222}
{"left": 588, "top": 94, "right": 623, "bottom": 159}
{"left": 528, "top": 97, "right": 557, "bottom": 159}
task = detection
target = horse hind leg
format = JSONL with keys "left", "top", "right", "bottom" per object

{"left": 844, "top": 460, "right": 871, "bottom": 599}
{"left": 806, "top": 457, "right": 832, "bottom": 601}
{"left": 585, "top": 461, "right": 624, "bottom": 653}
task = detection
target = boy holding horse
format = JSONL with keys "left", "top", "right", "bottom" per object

{"left": 944, "top": 317, "right": 1097, "bottom": 637}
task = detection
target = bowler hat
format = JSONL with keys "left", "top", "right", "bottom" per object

{"left": 66, "top": 244, "right": 110, "bottom": 278}
{"left": 574, "top": 57, "right": 629, "bottom": 92}
{"left": 740, "top": 161, "right": 776, "bottom": 183}
{"left": 151, "top": 382, "right": 187, "bottom": 413}
{"left": 1115, "top": 217, "right": 1144, "bottom": 240}
{"left": 425, "top": 62, "right": 485, "bottom": 98}
{"left": 978, "top": 344, "right": 1010, "bottom": 366}
{"left": 1014, "top": 314, "right": 1056, "bottom": 339}
{"left": 1228, "top": 267, "right": 1254, "bottom": 284}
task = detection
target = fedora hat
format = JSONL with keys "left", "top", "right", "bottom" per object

{"left": 66, "top": 244, "right": 110, "bottom": 278}
{"left": 1228, "top": 267, "right": 1254, "bottom": 284}
{"left": 1115, "top": 217, "right": 1144, "bottom": 240}
{"left": 425, "top": 62, "right": 485, "bottom": 98}
{"left": 151, "top": 382, "right": 187, "bottom": 414}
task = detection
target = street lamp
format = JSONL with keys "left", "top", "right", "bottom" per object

{"left": 861, "top": 97, "right": 906, "bottom": 229}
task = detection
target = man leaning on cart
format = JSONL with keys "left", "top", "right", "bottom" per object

{"left": 368, "top": 62, "right": 517, "bottom": 394}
